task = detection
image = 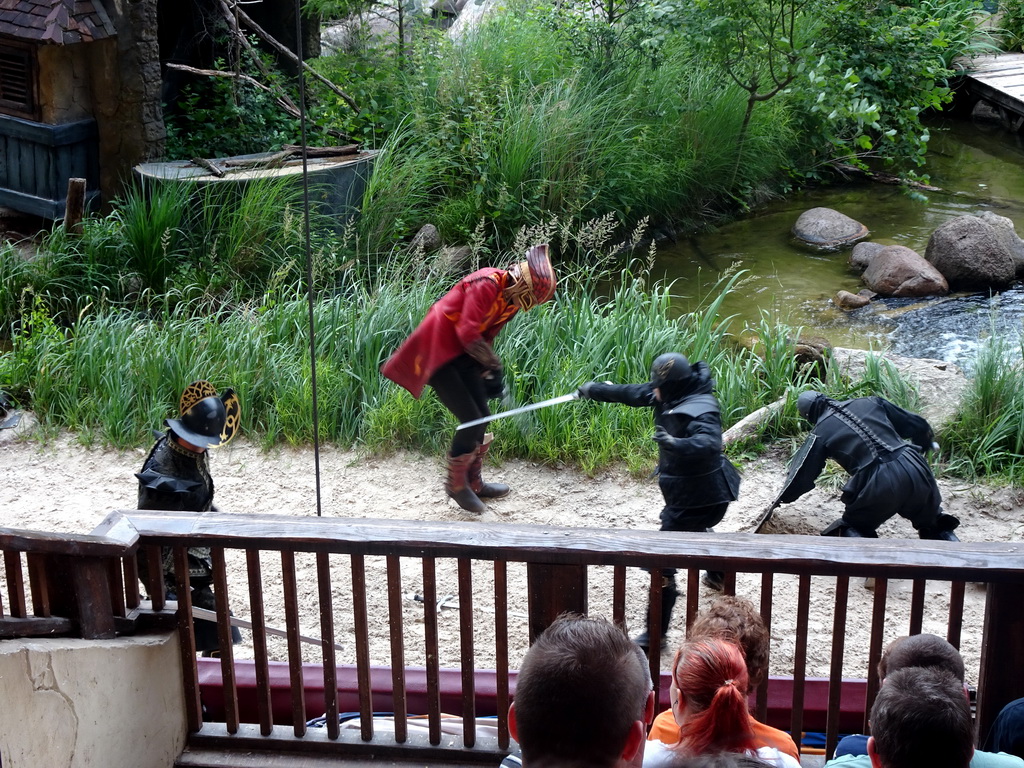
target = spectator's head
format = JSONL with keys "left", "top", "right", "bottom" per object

{"left": 670, "top": 638, "right": 757, "bottom": 757}
{"left": 689, "top": 596, "right": 770, "bottom": 687}
{"left": 509, "top": 614, "right": 654, "bottom": 768}
{"left": 877, "top": 634, "right": 965, "bottom": 682}
{"left": 867, "top": 666, "right": 974, "bottom": 768}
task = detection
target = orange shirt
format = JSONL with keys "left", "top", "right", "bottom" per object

{"left": 647, "top": 708, "right": 801, "bottom": 762}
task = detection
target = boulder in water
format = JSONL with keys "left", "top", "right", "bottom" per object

{"left": 925, "top": 215, "right": 1016, "bottom": 290}
{"left": 862, "top": 245, "right": 948, "bottom": 297}
{"left": 834, "top": 290, "right": 871, "bottom": 309}
{"left": 850, "top": 241, "right": 885, "bottom": 271}
{"left": 976, "top": 210, "right": 1024, "bottom": 276}
{"left": 792, "top": 207, "right": 869, "bottom": 251}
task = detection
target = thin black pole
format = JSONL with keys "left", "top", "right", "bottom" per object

{"left": 292, "top": 0, "right": 323, "bottom": 517}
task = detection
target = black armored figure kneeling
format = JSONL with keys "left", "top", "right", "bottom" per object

{"left": 775, "top": 390, "right": 960, "bottom": 541}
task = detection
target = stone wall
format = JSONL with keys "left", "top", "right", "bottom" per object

{"left": 0, "top": 632, "right": 186, "bottom": 768}
{"left": 88, "top": 0, "right": 166, "bottom": 206}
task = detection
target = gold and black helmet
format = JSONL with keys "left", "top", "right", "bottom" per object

{"left": 166, "top": 380, "right": 241, "bottom": 448}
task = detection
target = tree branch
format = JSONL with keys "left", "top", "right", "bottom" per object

{"left": 217, "top": 0, "right": 360, "bottom": 114}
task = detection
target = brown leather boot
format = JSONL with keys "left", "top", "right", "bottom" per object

{"left": 445, "top": 450, "right": 486, "bottom": 513}
{"left": 468, "top": 433, "right": 510, "bottom": 499}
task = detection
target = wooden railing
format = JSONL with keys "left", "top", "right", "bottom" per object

{"left": 3, "top": 509, "right": 1024, "bottom": 764}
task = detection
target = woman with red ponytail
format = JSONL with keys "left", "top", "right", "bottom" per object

{"left": 643, "top": 639, "right": 800, "bottom": 767}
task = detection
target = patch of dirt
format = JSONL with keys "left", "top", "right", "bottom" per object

{"left": 2, "top": 419, "right": 1020, "bottom": 689}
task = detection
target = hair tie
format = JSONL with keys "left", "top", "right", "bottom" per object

{"left": 724, "top": 679, "right": 735, "bottom": 687}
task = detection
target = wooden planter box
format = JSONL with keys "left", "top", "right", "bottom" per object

{"left": 0, "top": 114, "right": 99, "bottom": 218}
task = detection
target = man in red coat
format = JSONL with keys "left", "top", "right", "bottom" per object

{"left": 381, "top": 244, "right": 556, "bottom": 512}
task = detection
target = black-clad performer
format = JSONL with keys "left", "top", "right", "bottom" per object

{"left": 577, "top": 353, "right": 741, "bottom": 650}
{"left": 136, "top": 380, "right": 242, "bottom": 654}
{"left": 775, "top": 390, "right": 959, "bottom": 541}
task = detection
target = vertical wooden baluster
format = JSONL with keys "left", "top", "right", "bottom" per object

{"left": 26, "top": 553, "right": 50, "bottom": 617}
{"left": 211, "top": 547, "right": 238, "bottom": 734}
{"left": 458, "top": 558, "right": 476, "bottom": 748}
{"left": 826, "top": 576, "right": 850, "bottom": 759}
{"left": 4, "top": 550, "right": 27, "bottom": 618}
{"left": 146, "top": 545, "right": 165, "bottom": 612}
{"left": 864, "top": 577, "right": 889, "bottom": 733}
{"left": 755, "top": 571, "right": 774, "bottom": 724}
{"left": 684, "top": 568, "right": 699, "bottom": 632}
{"left": 909, "top": 578, "right": 925, "bottom": 634}
{"left": 317, "top": 552, "right": 339, "bottom": 740}
{"left": 648, "top": 570, "right": 664, "bottom": 714}
{"left": 422, "top": 557, "right": 442, "bottom": 745}
{"left": 108, "top": 557, "right": 127, "bottom": 618}
{"left": 386, "top": 555, "right": 408, "bottom": 743}
{"left": 790, "top": 574, "right": 811, "bottom": 755}
{"left": 976, "top": 581, "right": 1024, "bottom": 742}
{"left": 494, "top": 560, "right": 510, "bottom": 750}
{"left": 173, "top": 546, "right": 201, "bottom": 733}
{"left": 723, "top": 570, "right": 736, "bottom": 596}
{"left": 612, "top": 565, "right": 626, "bottom": 629}
{"left": 246, "top": 549, "right": 274, "bottom": 736}
{"left": 281, "top": 550, "right": 306, "bottom": 736}
{"left": 123, "top": 553, "right": 140, "bottom": 610}
{"left": 351, "top": 553, "right": 373, "bottom": 741}
{"left": 947, "top": 580, "right": 965, "bottom": 650}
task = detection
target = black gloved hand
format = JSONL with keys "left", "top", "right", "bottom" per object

{"left": 577, "top": 382, "right": 597, "bottom": 399}
{"left": 653, "top": 425, "right": 673, "bottom": 446}
{"left": 483, "top": 368, "right": 505, "bottom": 399}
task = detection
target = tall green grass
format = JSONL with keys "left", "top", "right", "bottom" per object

{"left": 940, "top": 335, "right": 1024, "bottom": 482}
{"left": 339, "top": 4, "right": 803, "bottom": 251}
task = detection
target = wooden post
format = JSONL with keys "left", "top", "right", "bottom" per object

{"left": 64, "top": 178, "right": 86, "bottom": 235}
{"left": 976, "top": 580, "right": 1024, "bottom": 742}
{"left": 526, "top": 562, "right": 588, "bottom": 643}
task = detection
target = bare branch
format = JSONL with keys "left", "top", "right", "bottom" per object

{"left": 217, "top": 0, "right": 360, "bottom": 114}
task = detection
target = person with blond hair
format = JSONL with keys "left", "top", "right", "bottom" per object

{"left": 643, "top": 639, "right": 799, "bottom": 768}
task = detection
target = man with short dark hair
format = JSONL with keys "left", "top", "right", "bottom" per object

{"left": 826, "top": 634, "right": 1024, "bottom": 768}
{"left": 867, "top": 666, "right": 973, "bottom": 768}
{"left": 505, "top": 615, "right": 655, "bottom": 768}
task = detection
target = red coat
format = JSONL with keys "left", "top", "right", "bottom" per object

{"left": 381, "top": 268, "right": 518, "bottom": 398}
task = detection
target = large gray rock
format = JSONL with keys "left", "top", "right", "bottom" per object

{"left": 862, "top": 245, "right": 948, "bottom": 297}
{"left": 792, "top": 207, "right": 869, "bottom": 250}
{"left": 977, "top": 210, "right": 1024, "bottom": 275}
{"left": 925, "top": 215, "right": 1016, "bottom": 290}
{"left": 850, "top": 241, "right": 885, "bottom": 271}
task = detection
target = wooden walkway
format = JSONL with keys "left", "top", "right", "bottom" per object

{"left": 956, "top": 52, "right": 1024, "bottom": 130}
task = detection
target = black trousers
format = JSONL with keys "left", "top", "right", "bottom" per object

{"left": 429, "top": 354, "right": 489, "bottom": 456}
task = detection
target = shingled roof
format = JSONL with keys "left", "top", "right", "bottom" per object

{"left": 0, "top": 0, "right": 116, "bottom": 44}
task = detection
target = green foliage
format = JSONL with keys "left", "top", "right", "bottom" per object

{"left": 0, "top": 174, "right": 343, "bottom": 336}
{"left": 164, "top": 61, "right": 301, "bottom": 161}
{"left": 797, "top": 0, "right": 994, "bottom": 175}
{"left": 998, "top": 0, "right": 1024, "bottom": 51}
{"left": 940, "top": 335, "right": 1024, "bottom": 482}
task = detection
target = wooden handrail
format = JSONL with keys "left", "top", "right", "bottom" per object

{"left": 117, "top": 509, "right": 1024, "bottom": 581}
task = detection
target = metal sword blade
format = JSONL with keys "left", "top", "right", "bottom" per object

{"left": 455, "top": 392, "right": 579, "bottom": 431}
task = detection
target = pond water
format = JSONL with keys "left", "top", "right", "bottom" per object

{"left": 656, "top": 114, "right": 1024, "bottom": 368}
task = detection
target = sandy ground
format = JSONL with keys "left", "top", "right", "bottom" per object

{"left": 3, "top": 411, "right": 1021, "bottom": 689}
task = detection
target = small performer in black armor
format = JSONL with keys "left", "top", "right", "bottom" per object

{"left": 774, "top": 390, "right": 960, "bottom": 541}
{"left": 577, "top": 353, "right": 742, "bottom": 650}
{"left": 136, "top": 380, "right": 242, "bottom": 654}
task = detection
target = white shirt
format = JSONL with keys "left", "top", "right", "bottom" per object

{"left": 643, "top": 739, "right": 802, "bottom": 768}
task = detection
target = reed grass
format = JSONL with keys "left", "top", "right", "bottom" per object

{"left": 939, "top": 335, "right": 1024, "bottom": 482}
